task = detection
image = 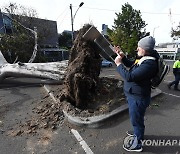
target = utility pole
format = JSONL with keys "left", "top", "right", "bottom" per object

{"left": 70, "top": 4, "right": 74, "bottom": 43}
{"left": 70, "top": 2, "right": 84, "bottom": 44}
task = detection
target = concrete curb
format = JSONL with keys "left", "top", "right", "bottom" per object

{"left": 43, "top": 84, "right": 162, "bottom": 128}
{"left": 63, "top": 104, "right": 128, "bottom": 128}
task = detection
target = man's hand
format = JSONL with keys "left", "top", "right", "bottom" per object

{"left": 113, "top": 46, "right": 125, "bottom": 58}
{"left": 114, "top": 55, "right": 122, "bottom": 66}
{"left": 114, "top": 46, "right": 124, "bottom": 66}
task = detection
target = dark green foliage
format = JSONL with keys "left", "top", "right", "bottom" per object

{"left": 171, "top": 25, "right": 180, "bottom": 40}
{"left": 0, "top": 28, "right": 34, "bottom": 63}
{"left": 58, "top": 31, "right": 72, "bottom": 49}
{"left": 0, "top": 3, "right": 37, "bottom": 63}
{"left": 0, "top": 3, "right": 54, "bottom": 63}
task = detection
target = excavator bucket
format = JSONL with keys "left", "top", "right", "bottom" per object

{"left": 83, "top": 26, "right": 116, "bottom": 62}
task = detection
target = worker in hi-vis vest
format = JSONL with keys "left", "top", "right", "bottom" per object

{"left": 168, "top": 58, "right": 180, "bottom": 91}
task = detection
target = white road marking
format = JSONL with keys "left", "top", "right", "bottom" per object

{"left": 43, "top": 85, "right": 57, "bottom": 103}
{"left": 71, "top": 129, "right": 94, "bottom": 154}
{"left": 166, "top": 74, "right": 173, "bottom": 77}
{"left": 162, "top": 92, "right": 180, "bottom": 98}
{"left": 163, "top": 80, "right": 171, "bottom": 83}
{"left": 104, "top": 75, "right": 115, "bottom": 77}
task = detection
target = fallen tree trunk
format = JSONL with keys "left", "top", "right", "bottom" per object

{"left": 60, "top": 24, "right": 102, "bottom": 108}
{"left": 0, "top": 60, "right": 68, "bottom": 82}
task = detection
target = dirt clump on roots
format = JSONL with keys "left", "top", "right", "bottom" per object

{"left": 59, "top": 24, "right": 102, "bottom": 108}
{"left": 59, "top": 24, "right": 126, "bottom": 116}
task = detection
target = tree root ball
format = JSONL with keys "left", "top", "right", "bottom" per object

{"left": 60, "top": 24, "right": 102, "bottom": 108}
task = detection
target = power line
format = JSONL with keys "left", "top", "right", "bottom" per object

{"left": 56, "top": 6, "right": 69, "bottom": 20}
{"left": 142, "top": 11, "right": 180, "bottom": 16}
{"left": 82, "top": 6, "right": 180, "bottom": 16}
{"left": 56, "top": 9, "right": 69, "bottom": 31}
{"left": 83, "top": 6, "right": 117, "bottom": 12}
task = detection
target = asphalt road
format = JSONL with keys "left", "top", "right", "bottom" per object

{"left": 0, "top": 61, "right": 180, "bottom": 154}
{"left": 0, "top": 78, "right": 85, "bottom": 154}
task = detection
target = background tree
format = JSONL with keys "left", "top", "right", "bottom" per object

{"left": 0, "top": 3, "right": 38, "bottom": 63}
{"left": 108, "top": 3, "right": 148, "bottom": 57}
{"left": 171, "top": 24, "right": 180, "bottom": 41}
{"left": 0, "top": 3, "right": 54, "bottom": 63}
{"left": 58, "top": 31, "right": 72, "bottom": 49}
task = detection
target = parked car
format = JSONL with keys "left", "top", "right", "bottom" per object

{"left": 101, "top": 60, "right": 113, "bottom": 67}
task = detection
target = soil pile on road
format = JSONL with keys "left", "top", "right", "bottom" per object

{"left": 7, "top": 93, "right": 65, "bottom": 136}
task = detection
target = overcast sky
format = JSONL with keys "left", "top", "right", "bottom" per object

{"left": 1, "top": 0, "right": 180, "bottom": 44}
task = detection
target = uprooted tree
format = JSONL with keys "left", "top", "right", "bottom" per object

{"left": 60, "top": 24, "right": 102, "bottom": 108}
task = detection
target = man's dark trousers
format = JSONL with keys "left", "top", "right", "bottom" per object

{"left": 127, "top": 96, "right": 150, "bottom": 142}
